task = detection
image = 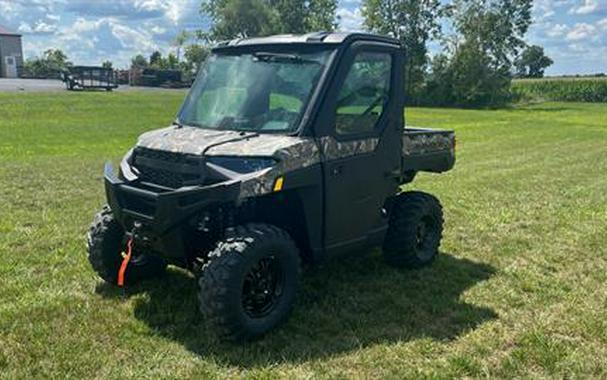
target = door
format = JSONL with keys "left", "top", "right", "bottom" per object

{"left": 320, "top": 45, "right": 403, "bottom": 253}
{"left": 5, "top": 56, "right": 17, "bottom": 78}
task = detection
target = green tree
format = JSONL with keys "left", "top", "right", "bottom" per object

{"left": 452, "top": 0, "right": 532, "bottom": 71}
{"left": 130, "top": 54, "right": 148, "bottom": 69}
{"left": 200, "top": 0, "right": 337, "bottom": 41}
{"left": 421, "top": 53, "right": 454, "bottom": 106}
{"left": 166, "top": 53, "right": 179, "bottom": 70}
{"left": 272, "top": 0, "right": 337, "bottom": 33}
{"left": 424, "top": 0, "right": 533, "bottom": 107}
{"left": 149, "top": 51, "right": 163, "bottom": 67}
{"left": 449, "top": 40, "right": 512, "bottom": 106}
{"left": 173, "top": 31, "right": 190, "bottom": 62}
{"left": 101, "top": 60, "right": 113, "bottom": 70}
{"left": 201, "top": 0, "right": 275, "bottom": 39}
{"left": 515, "top": 45, "right": 553, "bottom": 78}
{"left": 305, "top": 0, "right": 337, "bottom": 31}
{"left": 44, "top": 49, "right": 70, "bottom": 67}
{"left": 23, "top": 58, "right": 47, "bottom": 78}
{"left": 22, "top": 49, "right": 72, "bottom": 78}
{"left": 362, "top": 0, "right": 445, "bottom": 103}
{"left": 184, "top": 44, "right": 210, "bottom": 73}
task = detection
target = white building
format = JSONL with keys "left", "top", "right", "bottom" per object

{"left": 0, "top": 25, "right": 24, "bottom": 78}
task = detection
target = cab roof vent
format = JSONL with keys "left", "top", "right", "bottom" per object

{"left": 305, "top": 31, "right": 330, "bottom": 42}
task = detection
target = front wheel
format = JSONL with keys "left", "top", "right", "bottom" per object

{"left": 87, "top": 206, "right": 167, "bottom": 284}
{"left": 383, "top": 191, "right": 444, "bottom": 268}
{"left": 197, "top": 224, "right": 301, "bottom": 341}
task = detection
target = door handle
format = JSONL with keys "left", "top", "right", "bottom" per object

{"left": 384, "top": 167, "right": 401, "bottom": 179}
{"left": 331, "top": 165, "right": 343, "bottom": 176}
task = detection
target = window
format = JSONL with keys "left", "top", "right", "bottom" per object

{"left": 178, "top": 50, "right": 331, "bottom": 133}
{"left": 335, "top": 52, "right": 392, "bottom": 136}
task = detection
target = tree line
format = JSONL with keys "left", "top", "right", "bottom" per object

{"left": 129, "top": 36, "right": 210, "bottom": 82}
{"left": 22, "top": 0, "right": 555, "bottom": 107}
{"left": 198, "top": 0, "right": 553, "bottom": 107}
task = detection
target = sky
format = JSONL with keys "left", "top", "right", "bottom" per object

{"left": 0, "top": 0, "right": 606, "bottom": 75}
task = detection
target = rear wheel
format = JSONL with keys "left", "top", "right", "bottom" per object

{"left": 87, "top": 205, "right": 167, "bottom": 284}
{"left": 197, "top": 224, "right": 300, "bottom": 341}
{"left": 383, "top": 191, "right": 444, "bottom": 268}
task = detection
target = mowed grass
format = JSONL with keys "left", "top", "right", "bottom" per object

{"left": 1, "top": 91, "right": 606, "bottom": 379}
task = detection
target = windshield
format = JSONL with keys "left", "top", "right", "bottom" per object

{"left": 178, "top": 49, "right": 332, "bottom": 133}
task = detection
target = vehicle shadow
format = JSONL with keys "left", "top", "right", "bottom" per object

{"left": 96, "top": 251, "right": 497, "bottom": 367}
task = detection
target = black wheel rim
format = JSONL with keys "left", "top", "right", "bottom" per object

{"left": 242, "top": 255, "right": 284, "bottom": 318}
{"left": 415, "top": 216, "right": 438, "bottom": 260}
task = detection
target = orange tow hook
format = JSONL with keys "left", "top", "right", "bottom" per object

{"left": 117, "top": 235, "right": 134, "bottom": 288}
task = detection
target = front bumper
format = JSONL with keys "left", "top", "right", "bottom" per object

{"left": 104, "top": 162, "right": 241, "bottom": 236}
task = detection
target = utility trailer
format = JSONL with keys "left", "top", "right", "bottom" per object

{"left": 62, "top": 66, "right": 118, "bottom": 91}
{"left": 86, "top": 32, "right": 456, "bottom": 341}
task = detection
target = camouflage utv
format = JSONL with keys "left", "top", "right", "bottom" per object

{"left": 88, "top": 32, "right": 456, "bottom": 340}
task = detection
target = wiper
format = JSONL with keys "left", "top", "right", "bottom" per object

{"left": 253, "top": 52, "right": 320, "bottom": 65}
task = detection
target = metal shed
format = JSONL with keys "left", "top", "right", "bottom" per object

{"left": 0, "top": 25, "right": 24, "bottom": 78}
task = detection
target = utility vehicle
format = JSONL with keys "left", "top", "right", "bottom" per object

{"left": 87, "top": 32, "right": 456, "bottom": 341}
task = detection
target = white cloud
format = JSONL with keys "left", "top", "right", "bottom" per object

{"left": 17, "top": 22, "right": 33, "bottom": 33}
{"left": 5, "top": 0, "right": 607, "bottom": 73}
{"left": 534, "top": 1, "right": 556, "bottom": 22}
{"left": 32, "top": 21, "right": 57, "bottom": 33}
{"left": 546, "top": 24, "right": 569, "bottom": 37}
{"left": 17, "top": 20, "right": 58, "bottom": 34}
{"left": 337, "top": 7, "right": 364, "bottom": 31}
{"left": 0, "top": 1, "right": 196, "bottom": 67}
{"left": 568, "top": 43, "right": 590, "bottom": 52}
{"left": 69, "top": 17, "right": 105, "bottom": 34}
{"left": 534, "top": 0, "right": 574, "bottom": 20}
{"left": 566, "top": 23, "right": 597, "bottom": 40}
{"left": 569, "top": 0, "right": 601, "bottom": 15}
{"left": 150, "top": 25, "right": 167, "bottom": 35}
{"left": 110, "top": 22, "right": 157, "bottom": 51}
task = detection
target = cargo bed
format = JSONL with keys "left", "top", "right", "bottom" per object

{"left": 402, "top": 127, "right": 456, "bottom": 174}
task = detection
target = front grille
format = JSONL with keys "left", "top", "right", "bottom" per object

{"left": 139, "top": 167, "right": 195, "bottom": 188}
{"left": 133, "top": 148, "right": 203, "bottom": 188}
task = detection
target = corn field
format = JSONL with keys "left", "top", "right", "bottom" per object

{"left": 512, "top": 77, "right": 607, "bottom": 102}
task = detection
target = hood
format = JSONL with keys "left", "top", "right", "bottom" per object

{"left": 136, "top": 125, "right": 311, "bottom": 158}
{"left": 132, "top": 125, "right": 322, "bottom": 192}
{"left": 136, "top": 126, "right": 256, "bottom": 156}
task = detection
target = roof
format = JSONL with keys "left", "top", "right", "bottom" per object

{"left": 0, "top": 25, "right": 21, "bottom": 37}
{"left": 213, "top": 31, "right": 400, "bottom": 50}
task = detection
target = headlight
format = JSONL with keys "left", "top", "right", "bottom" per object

{"left": 206, "top": 156, "right": 276, "bottom": 174}
{"left": 119, "top": 148, "right": 138, "bottom": 181}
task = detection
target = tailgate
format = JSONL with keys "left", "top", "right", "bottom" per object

{"left": 402, "top": 128, "right": 455, "bottom": 173}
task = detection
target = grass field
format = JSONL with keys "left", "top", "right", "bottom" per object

{"left": 1, "top": 91, "right": 606, "bottom": 379}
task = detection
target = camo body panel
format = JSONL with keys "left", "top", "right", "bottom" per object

{"left": 238, "top": 137, "right": 381, "bottom": 199}
{"left": 239, "top": 169, "right": 278, "bottom": 199}
{"left": 402, "top": 132, "right": 454, "bottom": 155}
{"left": 206, "top": 135, "right": 321, "bottom": 170}
{"left": 137, "top": 126, "right": 251, "bottom": 155}
{"left": 136, "top": 126, "right": 382, "bottom": 199}
{"left": 319, "top": 136, "right": 379, "bottom": 160}
{"left": 230, "top": 137, "right": 321, "bottom": 199}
